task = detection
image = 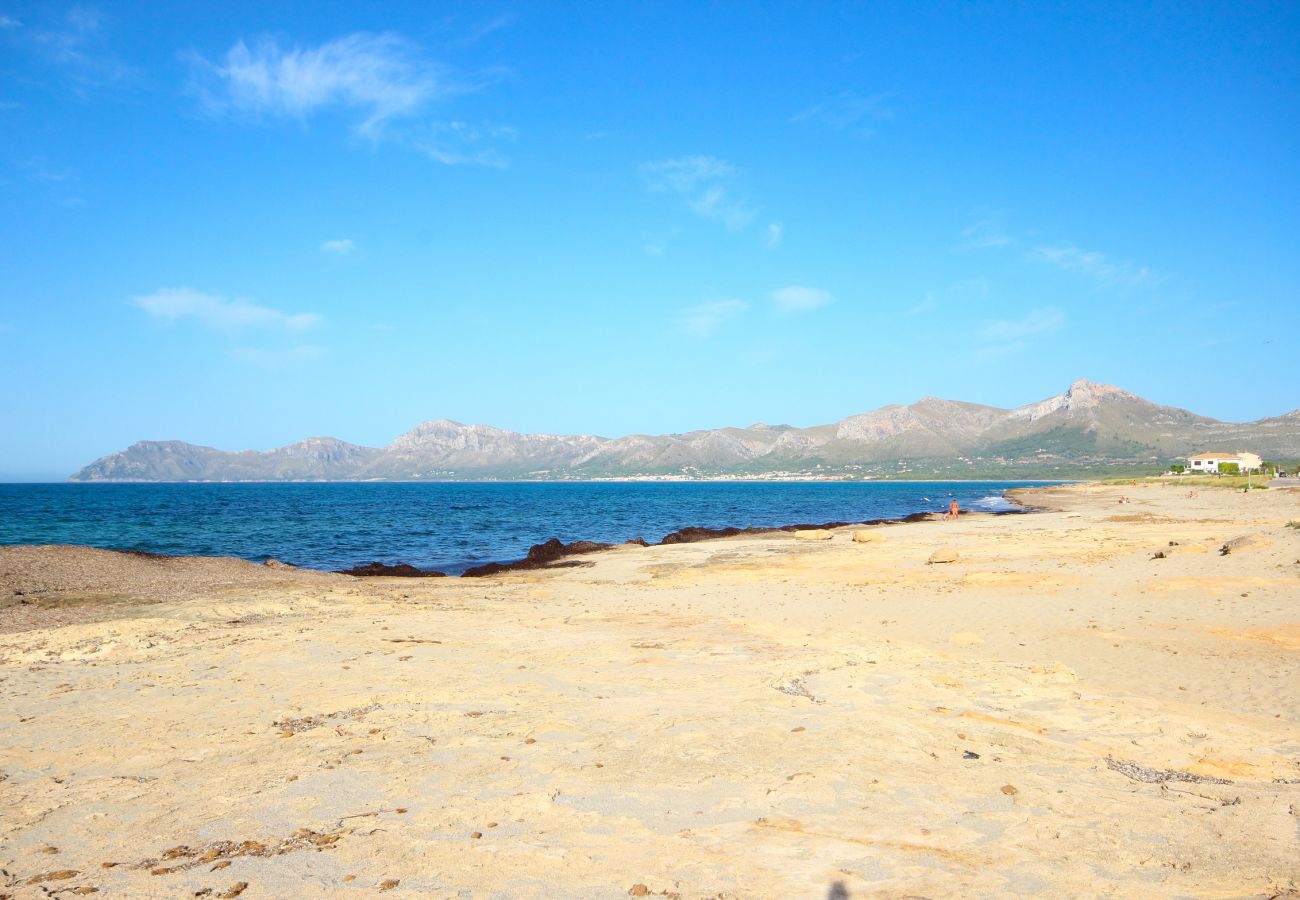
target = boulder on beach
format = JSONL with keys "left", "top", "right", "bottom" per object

{"left": 336, "top": 562, "right": 446, "bottom": 577}
{"left": 851, "top": 530, "right": 881, "bottom": 543}
{"left": 927, "top": 548, "right": 960, "bottom": 564}
{"left": 794, "top": 530, "right": 834, "bottom": 542}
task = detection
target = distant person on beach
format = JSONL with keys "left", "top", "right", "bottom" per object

{"left": 947, "top": 499, "right": 959, "bottom": 520}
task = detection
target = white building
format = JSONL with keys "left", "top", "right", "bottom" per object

{"left": 1186, "top": 451, "right": 1263, "bottom": 473}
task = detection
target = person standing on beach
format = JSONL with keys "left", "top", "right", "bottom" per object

{"left": 948, "top": 499, "right": 959, "bottom": 520}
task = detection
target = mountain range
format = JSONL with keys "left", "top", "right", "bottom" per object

{"left": 70, "top": 380, "right": 1300, "bottom": 482}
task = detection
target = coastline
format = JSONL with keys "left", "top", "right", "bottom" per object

{"left": 2, "top": 481, "right": 1298, "bottom": 896}
{"left": 1, "top": 479, "right": 1042, "bottom": 577}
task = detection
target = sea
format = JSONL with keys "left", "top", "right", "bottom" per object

{"left": 0, "top": 481, "right": 1049, "bottom": 575}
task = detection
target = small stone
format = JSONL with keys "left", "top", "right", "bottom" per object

{"left": 38, "top": 845, "right": 59, "bottom": 854}
{"left": 486, "top": 822, "right": 498, "bottom": 828}
{"left": 791, "top": 726, "right": 806, "bottom": 732}
{"left": 629, "top": 885, "right": 649, "bottom": 897}
{"left": 343, "top": 875, "right": 356, "bottom": 882}
{"left": 378, "top": 879, "right": 400, "bottom": 891}
{"left": 962, "top": 750, "right": 980, "bottom": 760}
{"left": 71, "top": 888, "right": 99, "bottom": 896}
{"left": 395, "top": 807, "right": 408, "bottom": 814}
{"left": 218, "top": 883, "right": 249, "bottom": 899}
{"left": 523, "top": 738, "right": 536, "bottom": 745}
{"left": 27, "top": 870, "right": 79, "bottom": 884}
{"left": 1001, "top": 784, "right": 1018, "bottom": 795}
{"left": 928, "top": 549, "right": 960, "bottom": 564}
{"left": 211, "top": 860, "right": 231, "bottom": 871}
{"left": 470, "top": 831, "right": 482, "bottom": 839}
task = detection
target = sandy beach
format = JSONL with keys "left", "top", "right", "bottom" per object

{"left": 1, "top": 482, "right": 1298, "bottom": 898}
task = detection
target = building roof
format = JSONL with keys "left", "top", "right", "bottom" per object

{"left": 1188, "top": 452, "right": 1241, "bottom": 460}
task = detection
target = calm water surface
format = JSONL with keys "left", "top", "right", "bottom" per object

{"left": 0, "top": 481, "right": 1049, "bottom": 574}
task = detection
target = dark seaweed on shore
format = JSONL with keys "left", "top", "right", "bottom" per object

{"left": 336, "top": 506, "right": 1023, "bottom": 579}
{"left": 452, "top": 509, "right": 947, "bottom": 578}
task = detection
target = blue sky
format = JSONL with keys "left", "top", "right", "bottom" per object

{"left": 2, "top": 2, "right": 1298, "bottom": 479}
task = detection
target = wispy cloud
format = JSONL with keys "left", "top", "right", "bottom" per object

{"left": 766, "top": 222, "right": 783, "bottom": 249}
{"left": 959, "top": 218, "right": 1158, "bottom": 289}
{"left": 320, "top": 238, "right": 355, "bottom": 255}
{"left": 194, "top": 33, "right": 440, "bottom": 136}
{"left": 917, "top": 277, "right": 992, "bottom": 314}
{"left": 770, "top": 285, "right": 832, "bottom": 314}
{"left": 974, "top": 306, "right": 1064, "bottom": 359}
{"left": 640, "top": 155, "right": 756, "bottom": 230}
{"left": 907, "top": 292, "right": 937, "bottom": 316}
{"left": 452, "top": 14, "right": 514, "bottom": 48}
{"left": 1030, "top": 244, "right": 1155, "bottom": 288}
{"left": 678, "top": 299, "right": 747, "bottom": 338}
{"left": 27, "top": 6, "right": 136, "bottom": 91}
{"left": 18, "top": 157, "right": 74, "bottom": 182}
{"left": 792, "top": 90, "right": 893, "bottom": 138}
{"left": 132, "top": 287, "right": 320, "bottom": 332}
{"left": 191, "top": 32, "right": 510, "bottom": 165}
{"left": 957, "top": 218, "right": 1013, "bottom": 251}
{"left": 978, "top": 307, "right": 1064, "bottom": 342}
{"left": 414, "top": 120, "right": 515, "bottom": 166}
{"left": 0, "top": 15, "right": 21, "bottom": 28}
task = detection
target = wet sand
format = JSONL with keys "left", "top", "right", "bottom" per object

{"left": 1, "top": 482, "right": 1298, "bottom": 898}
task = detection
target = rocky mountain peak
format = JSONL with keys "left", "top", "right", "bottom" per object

{"left": 68, "top": 380, "right": 1300, "bottom": 481}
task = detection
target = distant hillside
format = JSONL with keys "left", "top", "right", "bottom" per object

{"left": 71, "top": 380, "right": 1300, "bottom": 482}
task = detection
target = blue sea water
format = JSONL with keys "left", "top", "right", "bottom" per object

{"left": 0, "top": 481, "right": 1049, "bottom": 575}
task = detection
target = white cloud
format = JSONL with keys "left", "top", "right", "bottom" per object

{"left": 973, "top": 307, "right": 1064, "bottom": 360}
{"left": 132, "top": 287, "right": 320, "bottom": 332}
{"left": 192, "top": 34, "right": 516, "bottom": 165}
{"left": 0, "top": 15, "right": 21, "bottom": 28}
{"left": 792, "top": 91, "right": 892, "bottom": 137}
{"left": 957, "top": 219, "right": 1013, "bottom": 250}
{"left": 195, "top": 32, "right": 443, "bottom": 138}
{"left": 414, "top": 120, "right": 515, "bottom": 167}
{"left": 977, "top": 306, "right": 1064, "bottom": 342}
{"left": 452, "top": 14, "right": 514, "bottom": 47}
{"left": 678, "top": 299, "right": 747, "bottom": 338}
{"left": 1030, "top": 244, "right": 1154, "bottom": 288}
{"left": 29, "top": 6, "right": 135, "bottom": 89}
{"left": 766, "top": 222, "right": 783, "bottom": 249}
{"left": 907, "top": 292, "right": 937, "bottom": 316}
{"left": 770, "top": 285, "right": 832, "bottom": 314}
{"left": 640, "top": 155, "right": 756, "bottom": 230}
{"left": 320, "top": 238, "right": 355, "bottom": 255}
